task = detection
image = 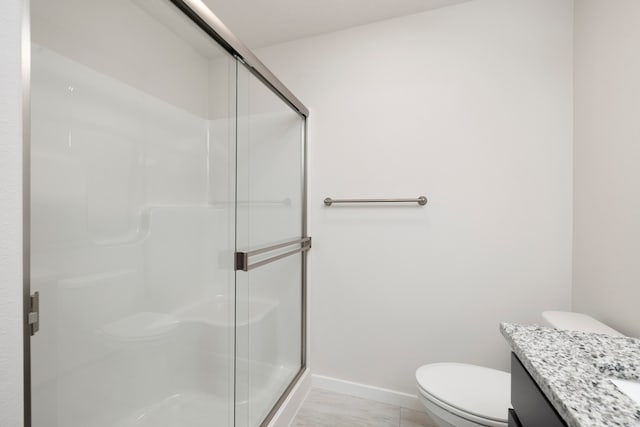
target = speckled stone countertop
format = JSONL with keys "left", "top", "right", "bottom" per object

{"left": 501, "top": 323, "right": 640, "bottom": 427}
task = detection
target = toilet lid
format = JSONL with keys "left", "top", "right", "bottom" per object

{"left": 416, "top": 363, "right": 510, "bottom": 423}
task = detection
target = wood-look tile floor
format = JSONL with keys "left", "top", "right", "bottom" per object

{"left": 291, "top": 388, "right": 438, "bottom": 427}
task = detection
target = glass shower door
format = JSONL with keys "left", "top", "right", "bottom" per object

{"left": 235, "top": 64, "right": 307, "bottom": 427}
{"left": 29, "top": 1, "right": 237, "bottom": 426}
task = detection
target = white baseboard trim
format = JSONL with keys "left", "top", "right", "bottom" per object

{"left": 312, "top": 374, "right": 425, "bottom": 412}
{"left": 266, "top": 369, "right": 312, "bottom": 427}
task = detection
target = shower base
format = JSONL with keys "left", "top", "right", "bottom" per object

{"left": 111, "top": 364, "right": 296, "bottom": 427}
{"left": 113, "top": 392, "right": 229, "bottom": 427}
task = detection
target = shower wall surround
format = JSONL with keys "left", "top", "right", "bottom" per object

{"left": 27, "top": 1, "right": 308, "bottom": 426}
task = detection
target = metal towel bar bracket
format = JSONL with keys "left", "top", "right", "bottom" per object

{"left": 323, "top": 196, "right": 427, "bottom": 206}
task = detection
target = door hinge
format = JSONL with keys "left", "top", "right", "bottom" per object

{"left": 28, "top": 291, "right": 39, "bottom": 336}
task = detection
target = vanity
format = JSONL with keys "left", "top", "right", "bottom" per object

{"left": 501, "top": 323, "right": 640, "bottom": 427}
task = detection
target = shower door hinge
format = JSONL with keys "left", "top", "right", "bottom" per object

{"left": 28, "top": 291, "right": 40, "bottom": 336}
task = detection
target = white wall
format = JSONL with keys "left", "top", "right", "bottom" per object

{"left": 257, "top": 0, "right": 574, "bottom": 395}
{"left": 573, "top": 0, "right": 640, "bottom": 338}
{"left": 0, "top": 0, "right": 25, "bottom": 426}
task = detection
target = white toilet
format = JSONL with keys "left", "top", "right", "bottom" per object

{"left": 415, "top": 311, "right": 623, "bottom": 427}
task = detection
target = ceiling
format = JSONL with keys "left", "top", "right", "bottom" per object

{"left": 201, "top": 0, "right": 472, "bottom": 48}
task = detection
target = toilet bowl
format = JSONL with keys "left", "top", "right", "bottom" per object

{"left": 416, "top": 363, "right": 510, "bottom": 427}
{"left": 415, "top": 311, "right": 623, "bottom": 427}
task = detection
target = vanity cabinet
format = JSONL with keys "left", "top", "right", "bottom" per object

{"left": 509, "top": 353, "right": 567, "bottom": 427}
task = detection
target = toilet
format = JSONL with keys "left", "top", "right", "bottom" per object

{"left": 415, "top": 311, "right": 624, "bottom": 427}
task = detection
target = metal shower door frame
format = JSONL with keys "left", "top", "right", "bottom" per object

{"left": 21, "top": 1, "right": 310, "bottom": 426}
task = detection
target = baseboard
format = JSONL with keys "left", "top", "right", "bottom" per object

{"left": 266, "top": 369, "right": 312, "bottom": 427}
{"left": 312, "top": 374, "right": 425, "bottom": 412}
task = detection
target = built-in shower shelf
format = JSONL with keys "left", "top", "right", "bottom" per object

{"left": 99, "top": 296, "right": 280, "bottom": 343}
{"left": 101, "top": 312, "right": 179, "bottom": 341}
{"left": 175, "top": 296, "right": 279, "bottom": 328}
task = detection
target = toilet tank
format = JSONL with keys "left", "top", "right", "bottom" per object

{"left": 541, "top": 311, "right": 624, "bottom": 337}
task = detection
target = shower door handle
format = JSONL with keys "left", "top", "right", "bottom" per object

{"left": 234, "top": 237, "right": 311, "bottom": 272}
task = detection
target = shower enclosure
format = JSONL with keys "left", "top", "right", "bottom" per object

{"left": 25, "top": 1, "right": 309, "bottom": 426}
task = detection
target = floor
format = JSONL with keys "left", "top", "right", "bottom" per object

{"left": 291, "top": 388, "right": 438, "bottom": 427}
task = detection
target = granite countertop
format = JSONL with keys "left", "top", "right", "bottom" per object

{"left": 501, "top": 323, "right": 640, "bottom": 427}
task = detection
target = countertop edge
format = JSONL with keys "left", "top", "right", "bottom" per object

{"left": 500, "top": 323, "right": 581, "bottom": 427}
